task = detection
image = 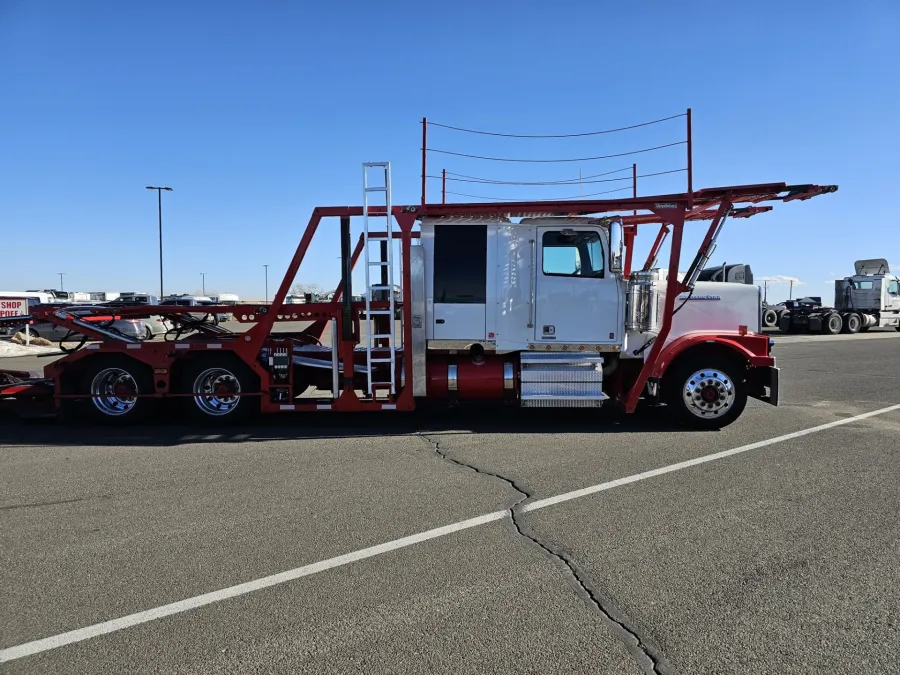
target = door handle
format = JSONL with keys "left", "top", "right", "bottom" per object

{"left": 436, "top": 319, "right": 445, "bottom": 324}
{"left": 527, "top": 238, "right": 536, "bottom": 328}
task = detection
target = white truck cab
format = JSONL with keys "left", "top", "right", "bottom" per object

{"left": 420, "top": 216, "right": 761, "bottom": 357}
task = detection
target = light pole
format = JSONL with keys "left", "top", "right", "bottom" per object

{"left": 263, "top": 264, "right": 269, "bottom": 303}
{"left": 58, "top": 272, "right": 65, "bottom": 292}
{"left": 146, "top": 186, "right": 173, "bottom": 299}
{"left": 200, "top": 272, "right": 207, "bottom": 296}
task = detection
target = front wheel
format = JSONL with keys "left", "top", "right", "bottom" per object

{"left": 762, "top": 308, "right": 778, "bottom": 328}
{"left": 664, "top": 357, "right": 748, "bottom": 430}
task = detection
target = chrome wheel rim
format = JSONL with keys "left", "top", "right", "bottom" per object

{"left": 90, "top": 368, "right": 139, "bottom": 416}
{"left": 682, "top": 369, "right": 735, "bottom": 419}
{"left": 193, "top": 368, "right": 241, "bottom": 416}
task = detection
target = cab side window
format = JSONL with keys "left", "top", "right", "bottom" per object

{"left": 542, "top": 230, "right": 605, "bottom": 278}
{"left": 888, "top": 280, "right": 899, "bottom": 295}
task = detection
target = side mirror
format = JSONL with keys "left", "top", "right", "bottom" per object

{"left": 608, "top": 220, "right": 624, "bottom": 274}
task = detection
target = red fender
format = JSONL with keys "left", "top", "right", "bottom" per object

{"left": 649, "top": 333, "right": 773, "bottom": 380}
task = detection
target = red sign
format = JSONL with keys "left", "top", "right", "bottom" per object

{"left": 0, "top": 298, "right": 29, "bottom": 318}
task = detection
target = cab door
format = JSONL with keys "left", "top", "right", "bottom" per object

{"left": 885, "top": 278, "right": 900, "bottom": 312}
{"left": 533, "top": 226, "right": 621, "bottom": 345}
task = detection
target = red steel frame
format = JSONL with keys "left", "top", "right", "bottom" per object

{"left": 1, "top": 183, "right": 836, "bottom": 416}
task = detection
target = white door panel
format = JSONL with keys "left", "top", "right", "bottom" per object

{"left": 534, "top": 227, "right": 620, "bottom": 344}
{"left": 433, "top": 303, "right": 486, "bottom": 340}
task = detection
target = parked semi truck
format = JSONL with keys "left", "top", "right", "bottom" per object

{"left": 777, "top": 259, "right": 900, "bottom": 334}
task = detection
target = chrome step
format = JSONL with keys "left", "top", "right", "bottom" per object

{"left": 520, "top": 352, "right": 607, "bottom": 408}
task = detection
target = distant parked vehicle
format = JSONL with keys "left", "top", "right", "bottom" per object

{"left": 108, "top": 293, "right": 159, "bottom": 306}
{"left": 0, "top": 305, "right": 144, "bottom": 342}
{"left": 209, "top": 293, "right": 239, "bottom": 306}
{"left": 104, "top": 295, "right": 171, "bottom": 339}
{"left": 161, "top": 295, "right": 228, "bottom": 325}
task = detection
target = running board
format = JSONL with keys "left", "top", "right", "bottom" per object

{"left": 519, "top": 352, "right": 607, "bottom": 408}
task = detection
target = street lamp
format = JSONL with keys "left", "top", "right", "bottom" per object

{"left": 201, "top": 272, "right": 207, "bottom": 296}
{"left": 146, "top": 186, "right": 173, "bottom": 299}
{"left": 263, "top": 264, "right": 269, "bottom": 303}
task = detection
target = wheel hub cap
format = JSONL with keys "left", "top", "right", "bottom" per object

{"left": 193, "top": 368, "right": 241, "bottom": 416}
{"left": 683, "top": 369, "right": 735, "bottom": 419}
{"left": 91, "top": 368, "right": 139, "bottom": 416}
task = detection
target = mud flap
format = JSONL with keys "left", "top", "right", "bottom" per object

{"left": 749, "top": 366, "right": 779, "bottom": 406}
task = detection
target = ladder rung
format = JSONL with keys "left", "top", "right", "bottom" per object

{"left": 365, "top": 187, "right": 387, "bottom": 192}
{"left": 370, "top": 358, "right": 394, "bottom": 363}
{"left": 369, "top": 284, "right": 392, "bottom": 289}
{"left": 368, "top": 261, "right": 390, "bottom": 267}
{"left": 370, "top": 334, "right": 393, "bottom": 339}
{"left": 366, "top": 309, "right": 393, "bottom": 315}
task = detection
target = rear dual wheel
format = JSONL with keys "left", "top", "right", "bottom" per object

{"left": 821, "top": 312, "right": 842, "bottom": 335}
{"left": 840, "top": 313, "right": 861, "bottom": 334}
{"left": 78, "top": 356, "right": 155, "bottom": 424}
{"left": 178, "top": 357, "right": 259, "bottom": 423}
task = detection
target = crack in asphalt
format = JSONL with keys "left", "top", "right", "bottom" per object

{"left": 417, "top": 431, "right": 675, "bottom": 675}
{"left": 0, "top": 494, "right": 112, "bottom": 511}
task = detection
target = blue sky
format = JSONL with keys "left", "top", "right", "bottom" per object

{"left": 1, "top": 0, "right": 897, "bottom": 303}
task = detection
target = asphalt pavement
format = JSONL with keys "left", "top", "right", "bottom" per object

{"left": 1, "top": 336, "right": 899, "bottom": 674}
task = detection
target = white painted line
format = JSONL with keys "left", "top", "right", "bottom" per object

{"left": 522, "top": 402, "right": 900, "bottom": 513}
{"left": 3, "top": 402, "right": 899, "bottom": 664}
{"left": 774, "top": 332, "right": 900, "bottom": 344}
{"left": 0, "top": 511, "right": 508, "bottom": 664}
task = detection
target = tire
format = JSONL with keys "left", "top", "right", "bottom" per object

{"left": 664, "top": 356, "right": 748, "bottom": 430}
{"left": 821, "top": 312, "right": 842, "bottom": 335}
{"left": 178, "top": 356, "right": 259, "bottom": 423}
{"left": 143, "top": 326, "right": 153, "bottom": 341}
{"left": 842, "top": 313, "right": 861, "bottom": 334}
{"left": 778, "top": 313, "right": 793, "bottom": 333}
{"left": 762, "top": 308, "right": 778, "bottom": 328}
{"left": 79, "top": 355, "right": 154, "bottom": 424}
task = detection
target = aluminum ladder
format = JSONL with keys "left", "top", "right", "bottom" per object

{"left": 362, "top": 162, "right": 396, "bottom": 397}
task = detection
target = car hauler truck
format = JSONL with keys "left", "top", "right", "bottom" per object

{"left": 777, "top": 259, "right": 900, "bottom": 334}
{"left": 0, "top": 166, "right": 836, "bottom": 429}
